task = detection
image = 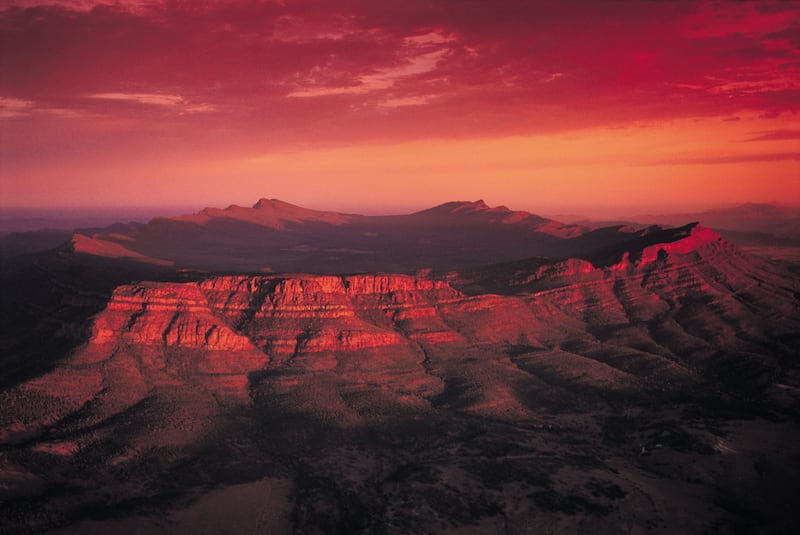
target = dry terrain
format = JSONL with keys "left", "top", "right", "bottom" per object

{"left": 0, "top": 202, "right": 798, "bottom": 534}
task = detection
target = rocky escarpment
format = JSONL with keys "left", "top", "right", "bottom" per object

{"left": 3, "top": 226, "right": 797, "bottom": 441}
{"left": 1, "top": 225, "right": 799, "bottom": 535}
{"left": 0, "top": 282, "right": 270, "bottom": 451}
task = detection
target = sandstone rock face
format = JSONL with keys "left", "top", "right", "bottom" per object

{"left": 2, "top": 226, "right": 799, "bottom": 535}
{"left": 89, "top": 283, "right": 259, "bottom": 355}
{"left": 2, "top": 229, "right": 797, "bottom": 444}
{"left": 637, "top": 225, "right": 721, "bottom": 266}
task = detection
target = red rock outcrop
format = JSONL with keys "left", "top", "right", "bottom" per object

{"left": 637, "top": 225, "right": 721, "bottom": 266}
{"left": 87, "top": 282, "right": 261, "bottom": 359}
{"left": 3, "top": 229, "right": 797, "bottom": 443}
{"left": 199, "top": 274, "right": 462, "bottom": 358}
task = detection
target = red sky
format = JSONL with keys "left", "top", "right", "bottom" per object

{"left": 1, "top": 0, "right": 798, "bottom": 217}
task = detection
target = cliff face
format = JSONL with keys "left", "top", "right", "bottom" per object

{"left": 2, "top": 229, "right": 797, "bottom": 439}
{"left": 90, "top": 283, "right": 255, "bottom": 352}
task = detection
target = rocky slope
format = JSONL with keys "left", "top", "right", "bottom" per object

{"left": 1, "top": 223, "right": 798, "bottom": 533}
{"left": 4, "top": 223, "right": 796, "bottom": 432}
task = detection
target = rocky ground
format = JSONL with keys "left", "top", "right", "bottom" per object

{"left": 0, "top": 224, "right": 798, "bottom": 534}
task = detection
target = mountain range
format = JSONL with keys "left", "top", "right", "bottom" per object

{"left": 556, "top": 203, "right": 800, "bottom": 247}
{"left": 633, "top": 203, "right": 800, "bottom": 238}
{"left": 66, "top": 198, "right": 588, "bottom": 272}
{"left": 0, "top": 199, "right": 798, "bottom": 534}
{"left": 62, "top": 198, "right": 695, "bottom": 273}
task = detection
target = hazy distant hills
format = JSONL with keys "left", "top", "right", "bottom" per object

{"left": 635, "top": 203, "right": 800, "bottom": 237}
{"left": 559, "top": 203, "right": 800, "bottom": 246}
{"left": 4, "top": 201, "right": 798, "bottom": 266}
{"left": 0, "top": 206, "right": 191, "bottom": 259}
{"left": 0, "top": 206, "right": 197, "bottom": 234}
{"left": 63, "top": 198, "right": 648, "bottom": 273}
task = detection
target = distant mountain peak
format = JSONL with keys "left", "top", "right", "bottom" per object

{"left": 440, "top": 200, "right": 485, "bottom": 212}
{"left": 253, "top": 198, "right": 295, "bottom": 210}
{"left": 167, "top": 197, "right": 354, "bottom": 231}
{"left": 417, "top": 199, "right": 513, "bottom": 216}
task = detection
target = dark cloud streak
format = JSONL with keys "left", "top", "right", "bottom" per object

{"left": 742, "top": 130, "right": 800, "bottom": 142}
{"left": 642, "top": 152, "right": 800, "bottom": 167}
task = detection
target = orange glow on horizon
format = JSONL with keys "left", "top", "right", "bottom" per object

{"left": 4, "top": 114, "right": 796, "bottom": 218}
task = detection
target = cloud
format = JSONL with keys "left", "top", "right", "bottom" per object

{"left": 378, "top": 95, "right": 438, "bottom": 108}
{"left": 4, "top": 0, "right": 152, "bottom": 12}
{"left": 742, "top": 130, "right": 800, "bottom": 142}
{"left": 0, "top": 96, "right": 82, "bottom": 119}
{"left": 89, "top": 93, "right": 185, "bottom": 106}
{"left": 183, "top": 103, "right": 217, "bottom": 114}
{"left": 87, "top": 93, "right": 215, "bottom": 113}
{"left": 0, "top": 0, "right": 798, "bottom": 145}
{"left": 287, "top": 48, "right": 447, "bottom": 98}
{"left": 0, "top": 96, "right": 35, "bottom": 118}
{"left": 642, "top": 152, "right": 800, "bottom": 166}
